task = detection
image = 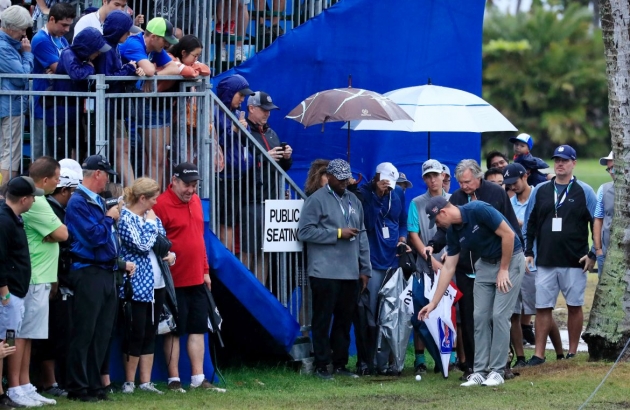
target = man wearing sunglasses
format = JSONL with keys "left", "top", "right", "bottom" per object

{"left": 593, "top": 151, "right": 615, "bottom": 278}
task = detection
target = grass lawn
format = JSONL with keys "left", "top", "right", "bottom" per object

{"left": 51, "top": 352, "right": 630, "bottom": 410}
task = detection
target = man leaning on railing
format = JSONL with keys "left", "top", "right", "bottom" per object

{"left": 0, "top": 6, "right": 33, "bottom": 182}
{"left": 119, "top": 17, "right": 181, "bottom": 189}
{"left": 31, "top": 2, "right": 75, "bottom": 160}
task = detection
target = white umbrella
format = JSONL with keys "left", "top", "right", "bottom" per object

{"left": 346, "top": 83, "right": 517, "bottom": 157}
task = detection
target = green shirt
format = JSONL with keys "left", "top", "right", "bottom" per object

{"left": 22, "top": 196, "right": 62, "bottom": 284}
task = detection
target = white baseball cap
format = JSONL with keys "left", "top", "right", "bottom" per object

{"left": 599, "top": 151, "right": 613, "bottom": 166}
{"left": 59, "top": 158, "right": 83, "bottom": 183}
{"left": 376, "top": 162, "right": 399, "bottom": 189}
{"left": 57, "top": 168, "right": 81, "bottom": 188}
{"left": 422, "top": 159, "right": 443, "bottom": 176}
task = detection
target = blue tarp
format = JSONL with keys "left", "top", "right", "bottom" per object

{"left": 204, "top": 230, "right": 301, "bottom": 354}
{"left": 214, "top": 0, "right": 486, "bottom": 196}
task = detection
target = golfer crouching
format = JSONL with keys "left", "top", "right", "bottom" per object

{"left": 418, "top": 196, "right": 524, "bottom": 387}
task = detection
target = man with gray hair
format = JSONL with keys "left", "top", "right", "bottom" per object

{"left": 427, "top": 159, "right": 521, "bottom": 380}
{"left": 0, "top": 5, "right": 33, "bottom": 182}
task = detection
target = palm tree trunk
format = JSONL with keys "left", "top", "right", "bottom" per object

{"left": 582, "top": 0, "right": 630, "bottom": 361}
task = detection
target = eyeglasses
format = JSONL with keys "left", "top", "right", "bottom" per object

{"left": 189, "top": 52, "right": 201, "bottom": 60}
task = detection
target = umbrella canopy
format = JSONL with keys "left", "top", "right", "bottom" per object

{"left": 286, "top": 87, "right": 413, "bottom": 163}
{"left": 286, "top": 87, "right": 413, "bottom": 127}
{"left": 410, "top": 256, "right": 461, "bottom": 378}
{"left": 347, "top": 84, "right": 517, "bottom": 133}
{"left": 376, "top": 267, "right": 414, "bottom": 373}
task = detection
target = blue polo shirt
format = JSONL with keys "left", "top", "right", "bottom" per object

{"left": 119, "top": 33, "right": 172, "bottom": 89}
{"left": 446, "top": 201, "right": 521, "bottom": 259}
{"left": 119, "top": 33, "right": 172, "bottom": 66}
{"left": 31, "top": 28, "right": 68, "bottom": 119}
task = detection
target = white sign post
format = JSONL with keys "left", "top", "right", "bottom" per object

{"left": 263, "top": 199, "right": 304, "bottom": 252}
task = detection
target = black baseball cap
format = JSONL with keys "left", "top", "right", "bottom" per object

{"left": 82, "top": 155, "right": 118, "bottom": 176}
{"left": 425, "top": 195, "right": 449, "bottom": 229}
{"left": 7, "top": 176, "right": 45, "bottom": 197}
{"left": 173, "top": 162, "right": 202, "bottom": 183}
{"left": 503, "top": 163, "right": 527, "bottom": 185}
{"left": 247, "top": 91, "right": 279, "bottom": 111}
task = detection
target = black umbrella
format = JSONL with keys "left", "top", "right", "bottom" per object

{"left": 153, "top": 234, "right": 178, "bottom": 317}
{"left": 204, "top": 287, "right": 224, "bottom": 348}
{"left": 353, "top": 287, "right": 377, "bottom": 374}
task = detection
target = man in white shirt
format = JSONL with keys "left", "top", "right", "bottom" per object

{"left": 73, "top": 0, "right": 127, "bottom": 37}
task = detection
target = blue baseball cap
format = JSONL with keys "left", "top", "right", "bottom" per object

{"left": 509, "top": 133, "right": 534, "bottom": 150}
{"left": 551, "top": 145, "right": 577, "bottom": 160}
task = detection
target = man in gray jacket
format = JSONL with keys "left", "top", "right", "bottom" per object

{"left": 298, "top": 159, "right": 371, "bottom": 380}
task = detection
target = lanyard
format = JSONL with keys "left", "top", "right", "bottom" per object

{"left": 42, "top": 26, "right": 64, "bottom": 56}
{"left": 328, "top": 184, "right": 351, "bottom": 227}
{"left": 553, "top": 177, "right": 574, "bottom": 216}
{"left": 373, "top": 190, "right": 392, "bottom": 221}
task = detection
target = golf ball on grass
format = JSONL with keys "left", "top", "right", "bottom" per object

{"left": 415, "top": 375, "right": 422, "bottom": 381}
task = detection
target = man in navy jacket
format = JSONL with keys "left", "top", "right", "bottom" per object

{"left": 64, "top": 155, "right": 134, "bottom": 402}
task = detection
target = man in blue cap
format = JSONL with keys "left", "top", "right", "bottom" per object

{"left": 298, "top": 159, "right": 371, "bottom": 380}
{"left": 523, "top": 145, "right": 597, "bottom": 366}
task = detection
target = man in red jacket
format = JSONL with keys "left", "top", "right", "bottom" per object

{"left": 153, "top": 162, "right": 224, "bottom": 393}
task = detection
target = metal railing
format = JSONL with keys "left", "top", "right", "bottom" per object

{"left": 143, "top": 0, "right": 340, "bottom": 74}
{"left": 35, "top": 0, "right": 341, "bottom": 75}
{"left": 0, "top": 73, "right": 310, "bottom": 334}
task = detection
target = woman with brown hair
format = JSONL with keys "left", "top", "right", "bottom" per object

{"left": 304, "top": 159, "right": 330, "bottom": 196}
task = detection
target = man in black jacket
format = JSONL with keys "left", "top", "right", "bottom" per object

{"left": 243, "top": 91, "right": 293, "bottom": 283}
{"left": 428, "top": 159, "right": 522, "bottom": 380}
{"left": 0, "top": 176, "right": 44, "bottom": 409}
{"left": 524, "top": 145, "right": 596, "bottom": 366}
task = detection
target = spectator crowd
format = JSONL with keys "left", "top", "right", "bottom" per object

{"left": 0, "top": 0, "right": 618, "bottom": 407}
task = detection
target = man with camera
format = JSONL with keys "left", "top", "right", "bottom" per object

{"left": 0, "top": 176, "right": 44, "bottom": 409}
{"left": 242, "top": 91, "right": 293, "bottom": 283}
{"left": 64, "top": 155, "right": 135, "bottom": 402}
{"left": 355, "top": 162, "right": 408, "bottom": 376}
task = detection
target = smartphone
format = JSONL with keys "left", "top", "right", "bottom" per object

{"left": 280, "top": 142, "right": 288, "bottom": 151}
{"left": 5, "top": 329, "right": 15, "bottom": 347}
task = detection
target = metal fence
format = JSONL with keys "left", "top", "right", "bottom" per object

{"left": 35, "top": 0, "right": 340, "bottom": 75}
{"left": 0, "top": 73, "right": 311, "bottom": 336}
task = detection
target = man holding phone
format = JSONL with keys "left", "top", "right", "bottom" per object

{"left": 243, "top": 91, "right": 293, "bottom": 283}
{"left": 298, "top": 159, "right": 371, "bottom": 380}
{"left": 0, "top": 176, "right": 44, "bottom": 408}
